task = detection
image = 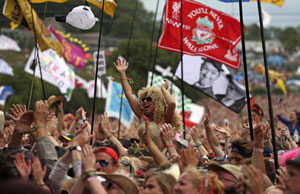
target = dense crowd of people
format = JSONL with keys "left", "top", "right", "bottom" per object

{"left": 0, "top": 58, "right": 300, "bottom": 194}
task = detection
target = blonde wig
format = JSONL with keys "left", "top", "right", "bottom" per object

{"left": 138, "top": 86, "right": 183, "bottom": 133}
{"left": 183, "top": 167, "right": 224, "bottom": 194}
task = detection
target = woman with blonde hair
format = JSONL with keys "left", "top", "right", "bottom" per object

{"left": 144, "top": 172, "right": 177, "bottom": 194}
{"left": 174, "top": 167, "right": 224, "bottom": 194}
{"left": 114, "top": 59, "right": 182, "bottom": 149}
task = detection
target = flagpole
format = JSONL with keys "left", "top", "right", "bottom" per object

{"left": 256, "top": 0, "right": 279, "bottom": 170}
{"left": 180, "top": 0, "right": 186, "bottom": 139}
{"left": 90, "top": 0, "right": 106, "bottom": 144}
{"left": 147, "top": 0, "right": 160, "bottom": 86}
{"left": 238, "top": 0, "right": 254, "bottom": 141}
{"left": 151, "top": 6, "right": 165, "bottom": 86}
{"left": 27, "top": 1, "right": 48, "bottom": 109}
{"left": 118, "top": 0, "right": 139, "bottom": 140}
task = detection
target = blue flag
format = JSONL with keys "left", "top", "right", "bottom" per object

{"left": 105, "top": 80, "right": 134, "bottom": 128}
{"left": 218, "top": 0, "right": 284, "bottom": 7}
{"left": 0, "top": 86, "right": 13, "bottom": 105}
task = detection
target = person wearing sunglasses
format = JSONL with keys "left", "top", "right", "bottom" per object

{"left": 93, "top": 143, "right": 120, "bottom": 174}
{"left": 114, "top": 59, "right": 183, "bottom": 150}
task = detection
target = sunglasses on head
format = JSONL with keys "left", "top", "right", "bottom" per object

{"left": 97, "top": 159, "right": 109, "bottom": 167}
{"left": 142, "top": 97, "right": 153, "bottom": 102}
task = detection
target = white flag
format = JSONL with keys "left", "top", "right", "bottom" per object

{"left": 0, "top": 59, "right": 14, "bottom": 76}
{"left": 25, "top": 48, "right": 75, "bottom": 101}
{"left": 0, "top": 35, "right": 21, "bottom": 52}
{"left": 87, "top": 78, "right": 107, "bottom": 99}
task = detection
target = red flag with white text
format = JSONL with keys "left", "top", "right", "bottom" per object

{"left": 158, "top": 0, "right": 244, "bottom": 69}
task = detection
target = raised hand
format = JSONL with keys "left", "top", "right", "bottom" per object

{"left": 214, "top": 122, "right": 230, "bottom": 136}
{"left": 190, "top": 126, "right": 202, "bottom": 143}
{"left": 204, "top": 106, "right": 211, "bottom": 127}
{"left": 14, "top": 111, "right": 34, "bottom": 135}
{"left": 14, "top": 153, "right": 32, "bottom": 181}
{"left": 241, "top": 165, "right": 264, "bottom": 194}
{"left": 160, "top": 123, "right": 174, "bottom": 145}
{"left": 34, "top": 100, "right": 49, "bottom": 126}
{"left": 72, "top": 123, "right": 93, "bottom": 147}
{"left": 254, "top": 124, "right": 267, "bottom": 148}
{"left": 32, "top": 157, "right": 47, "bottom": 185}
{"left": 176, "top": 143, "right": 200, "bottom": 173}
{"left": 114, "top": 58, "right": 128, "bottom": 73}
{"left": 161, "top": 80, "right": 169, "bottom": 90}
{"left": 99, "top": 112, "right": 111, "bottom": 134}
{"left": 9, "top": 104, "right": 27, "bottom": 122}
{"left": 82, "top": 145, "right": 96, "bottom": 173}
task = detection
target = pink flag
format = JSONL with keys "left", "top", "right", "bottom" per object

{"left": 50, "top": 27, "right": 86, "bottom": 70}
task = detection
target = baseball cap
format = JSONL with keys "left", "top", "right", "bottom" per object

{"left": 60, "top": 133, "right": 74, "bottom": 141}
{"left": 64, "top": 113, "right": 75, "bottom": 121}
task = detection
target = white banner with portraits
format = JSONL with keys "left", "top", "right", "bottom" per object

{"left": 175, "top": 55, "right": 247, "bottom": 113}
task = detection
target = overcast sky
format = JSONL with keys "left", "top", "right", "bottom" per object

{"left": 141, "top": 0, "right": 300, "bottom": 29}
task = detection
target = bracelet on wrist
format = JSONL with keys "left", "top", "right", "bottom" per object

{"left": 87, "top": 176, "right": 98, "bottom": 182}
{"left": 167, "top": 143, "right": 174, "bottom": 147}
{"left": 195, "top": 142, "right": 203, "bottom": 148}
{"left": 225, "top": 134, "right": 230, "bottom": 138}
{"left": 107, "top": 134, "right": 113, "bottom": 139}
{"left": 82, "top": 171, "right": 97, "bottom": 180}
{"left": 253, "top": 148, "right": 264, "bottom": 152}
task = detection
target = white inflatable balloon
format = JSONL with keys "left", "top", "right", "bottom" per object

{"left": 65, "top": 6, "right": 99, "bottom": 30}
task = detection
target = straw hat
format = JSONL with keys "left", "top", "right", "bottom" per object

{"left": 48, "top": 95, "right": 64, "bottom": 113}
{"left": 96, "top": 172, "right": 139, "bottom": 194}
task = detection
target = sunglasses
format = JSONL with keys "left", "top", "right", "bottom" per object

{"left": 142, "top": 97, "right": 153, "bottom": 102}
{"left": 97, "top": 159, "right": 110, "bottom": 167}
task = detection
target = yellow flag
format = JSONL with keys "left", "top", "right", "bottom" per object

{"left": 86, "top": 0, "right": 118, "bottom": 18}
{"left": 250, "top": 0, "right": 285, "bottom": 7}
{"left": 2, "top": 0, "right": 24, "bottom": 25}
{"left": 30, "top": 0, "right": 69, "bottom": 3}
{"left": 276, "top": 78, "right": 287, "bottom": 95}
{"left": 17, "top": 0, "right": 63, "bottom": 56}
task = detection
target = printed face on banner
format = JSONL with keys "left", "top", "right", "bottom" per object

{"left": 175, "top": 55, "right": 246, "bottom": 113}
{"left": 158, "top": 0, "right": 243, "bottom": 69}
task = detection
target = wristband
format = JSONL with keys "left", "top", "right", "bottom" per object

{"left": 225, "top": 135, "right": 230, "bottom": 138}
{"left": 107, "top": 134, "right": 113, "bottom": 139}
{"left": 167, "top": 143, "right": 174, "bottom": 147}
{"left": 253, "top": 148, "right": 264, "bottom": 153}
{"left": 87, "top": 176, "right": 98, "bottom": 182}
{"left": 82, "top": 171, "right": 97, "bottom": 180}
{"left": 195, "top": 142, "right": 203, "bottom": 148}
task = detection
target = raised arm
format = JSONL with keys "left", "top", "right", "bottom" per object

{"left": 142, "top": 117, "right": 171, "bottom": 169}
{"left": 99, "top": 112, "right": 127, "bottom": 156}
{"left": 161, "top": 80, "right": 176, "bottom": 124}
{"left": 203, "top": 106, "right": 224, "bottom": 158}
{"left": 114, "top": 59, "right": 142, "bottom": 119}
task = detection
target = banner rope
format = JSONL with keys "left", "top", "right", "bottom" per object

{"left": 27, "top": 2, "right": 48, "bottom": 109}
{"left": 147, "top": 0, "right": 160, "bottom": 86}
{"left": 117, "top": 0, "right": 139, "bottom": 139}
{"left": 90, "top": 0, "right": 106, "bottom": 144}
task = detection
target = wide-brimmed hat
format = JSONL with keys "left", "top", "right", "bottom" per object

{"left": 208, "top": 162, "right": 242, "bottom": 180}
{"left": 48, "top": 95, "right": 64, "bottom": 113}
{"left": 96, "top": 172, "right": 139, "bottom": 194}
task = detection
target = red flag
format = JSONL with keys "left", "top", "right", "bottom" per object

{"left": 158, "top": 0, "right": 244, "bottom": 69}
